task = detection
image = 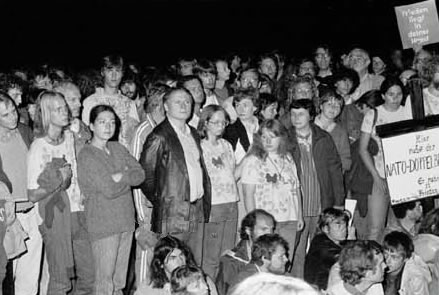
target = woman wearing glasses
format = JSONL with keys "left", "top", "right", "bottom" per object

{"left": 197, "top": 105, "right": 239, "bottom": 280}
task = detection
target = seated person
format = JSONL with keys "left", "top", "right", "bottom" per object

{"left": 384, "top": 201, "right": 423, "bottom": 241}
{"left": 216, "top": 209, "right": 275, "bottom": 295}
{"left": 415, "top": 208, "right": 439, "bottom": 294}
{"left": 135, "top": 236, "right": 217, "bottom": 295}
{"left": 170, "top": 265, "right": 209, "bottom": 295}
{"left": 304, "top": 208, "right": 354, "bottom": 290}
{"left": 327, "top": 240, "right": 387, "bottom": 295}
{"left": 383, "top": 231, "right": 431, "bottom": 295}
{"left": 229, "top": 273, "right": 320, "bottom": 295}
{"left": 229, "top": 234, "right": 289, "bottom": 291}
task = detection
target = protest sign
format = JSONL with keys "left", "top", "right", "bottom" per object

{"left": 381, "top": 126, "right": 439, "bottom": 205}
{"left": 395, "top": 0, "right": 439, "bottom": 49}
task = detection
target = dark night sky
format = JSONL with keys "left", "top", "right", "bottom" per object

{"left": 0, "top": 0, "right": 433, "bottom": 69}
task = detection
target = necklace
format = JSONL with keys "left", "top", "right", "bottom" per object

{"left": 46, "top": 133, "right": 64, "bottom": 145}
{"left": 266, "top": 154, "right": 285, "bottom": 182}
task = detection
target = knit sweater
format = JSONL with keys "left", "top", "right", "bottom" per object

{"left": 78, "top": 142, "right": 145, "bottom": 239}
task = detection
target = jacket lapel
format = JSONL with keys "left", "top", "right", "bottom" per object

{"left": 162, "top": 119, "right": 188, "bottom": 177}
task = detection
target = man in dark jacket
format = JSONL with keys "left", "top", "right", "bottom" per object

{"left": 140, "top": 87, "right": 211, "bottom": 265}
{"left": 286, "top": 99, "right": 345, "bottom": 278}
{"left": 216, "top": 209, "right": 275, "bottom": 295}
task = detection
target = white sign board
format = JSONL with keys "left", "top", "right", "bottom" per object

{"left": 382, "top": 127, "right": 439, "bottom": 205}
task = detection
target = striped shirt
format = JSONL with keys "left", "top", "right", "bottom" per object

{"left": 129, "top": 114, "right": 157, "bottom": 223}
{"left": 297, "top": 133, "right": 321, "bottom": 217}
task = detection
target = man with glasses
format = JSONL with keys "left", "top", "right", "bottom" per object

{"left": 348, "top": 48, "right": 384, "bottom": 102}
{"left": 139, "top": 87, "right": 211, "bottom": 266}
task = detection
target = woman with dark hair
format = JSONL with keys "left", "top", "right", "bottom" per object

{"left": 77, "top": 104, "right": 145, "bottom": 295}
{"left": 256, "top": 93, "right": 278, "bottom": 122}
{"left": 359, "top": 77, "right": 412, "bottom": 242}
{"left": 332, "top": 68, "right": 360, "bottom": 106}
{"left": 240, "top": 119, "right": 303, "bottom": 265}
{"left": 197, "top": 105, "right": 239, "bottom": 279}
{"left": 135, "top": 236, "right": 217, "bottom": 295}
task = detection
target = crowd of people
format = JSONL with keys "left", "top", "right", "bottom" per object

{"left": 0, "top": 44, "right": 438, "bottom": 295}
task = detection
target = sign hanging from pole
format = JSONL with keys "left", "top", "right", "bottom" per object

{"left": 395, "top": 0, "right": 439, "bottom": 49}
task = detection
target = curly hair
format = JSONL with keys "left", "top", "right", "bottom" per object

{"left": 339, "top": 240, "right": 382, "bottom": 286}
{"left": 170, "top": 265, "right": 205, "bottom": 295}
{"left": 150, "top": 236, "right": 197, "bottom": 289}
{"left": 251, "top": 234, "right": 289, "bottom": 266}
{"left": 247, "top": 119, "right": 292, "bottom": 161}
{"left": 422, "top": 54, "right": 439, "bottom": 84}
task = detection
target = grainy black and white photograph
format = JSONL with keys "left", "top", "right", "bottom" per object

{"left": 0, "top": 0, "right": 439, "bottom": 294}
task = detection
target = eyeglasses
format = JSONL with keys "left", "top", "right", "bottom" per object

{"left": 208, "top": 120, "right": 229, "bottom": 127}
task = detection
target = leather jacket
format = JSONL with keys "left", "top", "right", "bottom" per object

{"left": 139, "top": 119, "right": 211, "bottom": 234}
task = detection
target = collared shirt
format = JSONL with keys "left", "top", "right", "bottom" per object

{"left": 0, "top": 129, "right": 32, "bottom": 212}
{"left": 168, "top": 119, "right": 204, "bottom": 202}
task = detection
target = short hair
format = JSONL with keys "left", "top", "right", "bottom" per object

{"left": 193, "top": 59, "right": 217, "bottom": 76}
{"left": 391, "top": 200, "right": 418, "bottom": 219}
{"left": 354, "top": 90, "right": 384, "bottom": 109}
{"left": 349, "top": 48, "right": 370, "bottom": 63}
{"left": 238, "top": 68, "right": 260, "bottom": 83}
{"left": 240, "top": 209, "right": 276, "bottom": 241}
{"left": 0, "top": 74, "right": 26, "bottom": 92}
{"left": 197, "top": 104, "right": 230, "bottom": 139}
{"left": 380, "top": 76, "right": 406, "bottom": 97}
{"left": 248, "top": 119, "right": 292, "bottom": 160}
{"left": 170, "top": 265, "right": 205, "bottom": 295}
{"left": 290, "top": 99, "right": 317, "bottom": 120}
{"left": 232, "top": 88, "right": 259, "bottom": 109}
{"left": 251, "top": 234, "right": 289, "bottom": 266}
{"left": 162, "top": 87, "right": 193, "bottom": 105}
{"left": 229, "top": 273, "right": 320, "bottom": 295}
{"left": 101, "top": 55, "right": 124, "bottom": 70}
{"left": 383, "top": 231, "right": 414, "bottom": 259}
{"left": 332, "top": 68, "right": 360, "bottom": 95}
{"left": 150, "top": 236, "right": 197, "bottom": 289}
{"left": 318, "top": 208, "right": 350, "bottom": 231}
{"left": 287, "top": 75, "right": 317, "bottom": 101}
{"left": 419, "top": 208, "right": 439, "bottom": 236}
{"left": 53, "top": 80, "right": 80, "bottom": 96}
{"left": 423, "top": 55, "right": 439, "bottom": 83}
{"left": 258, "top": 54, "right": 278, "bottom": 72}
{"left": 176, "top": 75, "right": 203, "bottom": 89}
{"left": 318, "top": 88, "right": 344, "bottom": 110}
{"left": 339, "top": 240, "right": 382, "bottom": 286}
{"left": 259, "top": 74, "right": 275, "bottom": 93}
{"left": 0, "top": 91, "right": 14, "bottom": 107}
{"left": 256, "top": 93, "right": 278, "bottom": 116}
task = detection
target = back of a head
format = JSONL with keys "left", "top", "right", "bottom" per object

{"left": 251, "top": 234, "right": 288, "bottom": 265}
{"left": 229, "top": 273, "right": 319, "bottom": 295}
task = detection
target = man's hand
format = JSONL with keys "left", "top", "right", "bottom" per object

{"left": 59, "top": 164, "right": 73, "bottom": 189}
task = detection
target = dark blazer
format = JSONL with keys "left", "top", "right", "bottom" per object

{"left": 223, "top": 118, "right": 250, "bottom": 152}
{"left": 139, "top": 118, "right": 211, "bottom": 234}
{"left": 288, "top": 123, "right": 345, "bottom": 209}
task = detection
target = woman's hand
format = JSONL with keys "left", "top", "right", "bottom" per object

{"left": 297, "top": 218, "right": 304, "bottom": 231}
{"left": 112, "top": 173, "right": 123, "bottom": 183}
{"left": 373, "top": 175, "right": 388, "bottom": 194}
{"left": 5, "top": 201, "right": 15, "bottom": 226}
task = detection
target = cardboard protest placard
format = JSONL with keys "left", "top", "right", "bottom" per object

{"left": 395, "top": 0, "right": 439, "bottom": 49}
{"left": 381, "top": 126, "right": 439, "bottom": 205}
